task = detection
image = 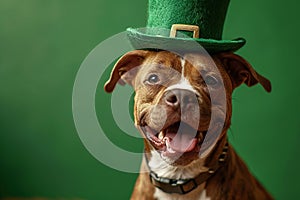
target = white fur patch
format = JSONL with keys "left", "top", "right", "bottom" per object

{"left": 181, "top": 58, "right": 186, "bottom": 78}
{"left": 149, "top": 150, "right": 211, "bottom": 200}
{"left": 154, "top": 187, "right": 211, "bottom": 200}
{"left": 199, "top": 190, "right": 211, "bottom": 200}
{"left": 165, "top": 78, "right": 199, "bottom": 95}
{"left": 165, "top": 58, "right": 200, "bottom": 96}
{"left": 148, "top": 150, "right": 208, "bottom": 179}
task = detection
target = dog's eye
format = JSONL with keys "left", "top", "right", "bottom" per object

{"left": 205, "top": 75, "right": 218, "bottom": 86}
{"left": 146, "top": 74, "right": 160, "bottom": 84}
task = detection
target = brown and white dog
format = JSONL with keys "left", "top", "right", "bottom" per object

{"left": 104, "top": 50, "right": 273, "bottom": 200}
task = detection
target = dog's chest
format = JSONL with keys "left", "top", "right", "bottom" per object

{"left": 149, "top": 150, "right": 211, "bottom": 200}
{"left": 154, "top": 188, "right": 211, "bottom": 200}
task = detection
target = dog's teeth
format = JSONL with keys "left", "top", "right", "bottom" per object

{"left": 158, "top": 132, "right": 164, "bottom": 140}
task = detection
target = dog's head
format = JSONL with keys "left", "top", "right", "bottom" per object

{"left": 105, "top": 50, "right": 271, "bottom": 165}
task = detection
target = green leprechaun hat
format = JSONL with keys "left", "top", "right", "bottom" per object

{"left": 127, "top": 0, "right": 246, "bottom": 53}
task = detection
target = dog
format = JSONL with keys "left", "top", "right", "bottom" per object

{"left": 104, "top": 50, "right": 273, "bottom": 200}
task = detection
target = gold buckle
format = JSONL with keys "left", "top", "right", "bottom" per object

{"left": 170, "top": 24, "right": 200, "bottom": 38}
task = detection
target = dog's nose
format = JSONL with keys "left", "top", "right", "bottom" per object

{"left": 164, "top": 89, "right": 198, "bottom": 109}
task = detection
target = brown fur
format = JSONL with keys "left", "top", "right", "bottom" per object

{"left": 105, "top": 50, "right": 273, "bottom": 200}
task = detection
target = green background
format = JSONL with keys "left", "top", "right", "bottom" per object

{"left": 1, "top": 0, "right": 299, "bottom": 199}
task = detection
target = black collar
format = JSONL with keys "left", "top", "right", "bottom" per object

{"left": 146, "top": 142, "right": 229, "bottom": 195}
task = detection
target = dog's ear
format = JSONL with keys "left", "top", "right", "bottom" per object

{"left": 104, "top": 50, "right": 149, "bottom": 93}
{"left": 216, "top": 52, "right": 271, "bottom": 92}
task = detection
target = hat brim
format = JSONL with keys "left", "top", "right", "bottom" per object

{"left": 127, "top": 28, "right": 246, "bottom": 53}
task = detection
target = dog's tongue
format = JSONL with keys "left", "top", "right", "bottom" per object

{"left": 165, "top": 131, "right": 198, "bottom": 153}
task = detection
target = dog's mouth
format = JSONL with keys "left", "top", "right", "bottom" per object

{"left": 141, "top": 122, "right": 207, "bottom": 154}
